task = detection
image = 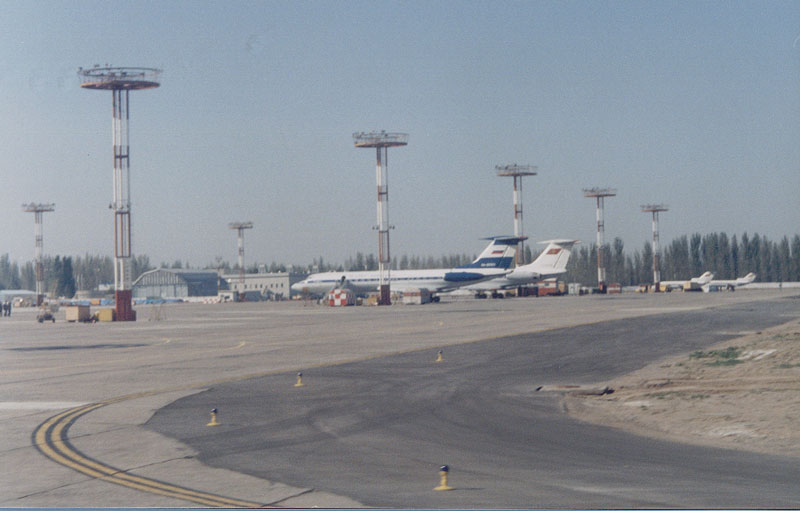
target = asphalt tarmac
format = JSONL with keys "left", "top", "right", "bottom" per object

{"left": 147, "top": 296, "right": 800, "bottom": 508}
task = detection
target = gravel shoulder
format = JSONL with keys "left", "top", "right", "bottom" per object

{"left": 565, "top": 315, "right": 800, "bottom": 457}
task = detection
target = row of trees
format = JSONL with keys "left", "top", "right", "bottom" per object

{"left": 311, "top": 245, "right": 537, "bottom": 273}
{"left": 0, "top": 254, "right": 153, "bottom": 297}
{"left": 2, "top": 233, "right": 799, "bottom": 297}
{"left": 564, "top": 233, "right": 800, "bottom": 286}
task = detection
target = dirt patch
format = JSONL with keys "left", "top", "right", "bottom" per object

{"left": 565, "top": 319, "right": 800, "bottom": 457}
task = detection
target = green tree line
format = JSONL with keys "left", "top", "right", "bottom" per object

{"left": 564, "top": 232, "right": 800, "bottom": 286}
{"left": 308, "top": 246, "right": 535, "bottom": 273}
{"left": 0, "top": 254, "right": 153, "bottom": 297}
{"left": 3, "top": 232, "right": 798, "bottom": 296}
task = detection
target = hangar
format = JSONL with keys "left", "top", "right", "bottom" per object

{"left": 132, "top": 269, "right": 219, "bottom": 299}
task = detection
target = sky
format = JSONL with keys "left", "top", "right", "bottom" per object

{"left": 1, "top": 0, "right": 798, "bottom": 269}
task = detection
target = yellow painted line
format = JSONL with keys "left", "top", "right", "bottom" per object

{"left": 29, "top": 322, "right": 599, "bottom": 507}
{"left": 34, "top": 403, "right": 267, "bottom": 508}
{"left": 36, "top": 405, "right": 265, "bottom": 507}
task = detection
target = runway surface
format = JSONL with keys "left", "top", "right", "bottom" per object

{"left": 147, "top": 296, "right": 800, "bottom": 508}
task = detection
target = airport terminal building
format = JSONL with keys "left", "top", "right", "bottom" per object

{"left": 221, "top": 272, "right": 291, "bottom": 300}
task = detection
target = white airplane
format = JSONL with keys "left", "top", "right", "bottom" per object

{"left": 702, "top": 272, "right": 756, "bottom": 292}
{"left": 291, "top": 236, "right": 523, "bottom": 298}
{"left": 463, "top": 239, "right": 580, "bottom": 298}
{"left": 659, "top": 271, "right": 714, "bottom": 292}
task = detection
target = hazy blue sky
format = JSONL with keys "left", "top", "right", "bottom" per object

{"left": 2, "top": 1, "right": 798, "bottom": 268}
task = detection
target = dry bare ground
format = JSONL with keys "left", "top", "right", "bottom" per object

{"left": 565, "top": 318, "right": 800, "bottom": 458}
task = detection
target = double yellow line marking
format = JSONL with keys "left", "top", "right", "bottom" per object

{"left": 33, "top": 403, "right": 266, "bottom": 508}
{"left": 30, "top": 335, "right": 503, "bottom": 507}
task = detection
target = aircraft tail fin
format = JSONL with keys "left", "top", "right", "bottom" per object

{"left": 521, "top": 239, "right": 579, "bottom": 275}
{"left": 458, "top": 236, "right": 524, "bottom": 269}
{"left": 738, "top": 272, "right": 756, "bottom": 285}
{"left": 695, "top": 271, "right": 714, "bottom": 285}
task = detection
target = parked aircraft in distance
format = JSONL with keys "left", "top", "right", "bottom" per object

{"left": 290, "top": 236, "right": 523, "bottom": 298}
{"left": 660, "top": 271, "right": 714, "bottom": 291}
{"left": 462, "top": 239, "right": 579, "bottom": 298}
{"left": 703, "top": 272, "right": 756, "bottom": 292}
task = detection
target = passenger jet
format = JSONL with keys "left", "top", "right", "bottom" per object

{"left": 659, "top": 271, "right": 714, "bottom": 291}
{"left": 291, "top": 236, "right": 522, "bottom": 298}
{"left": 463, "top": 239, "right": 579, "bottom": 297}
{"left": 703, "top": 272, "right": 756, "bottom": 292}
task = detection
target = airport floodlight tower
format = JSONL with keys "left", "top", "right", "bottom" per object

{"left": 79, "top": 66, "right": 161, "bottom": 322}
{"left": 22, "top": 202, "right": 55, "bottom": 304}
{"left": 228, "top": 222, "right": 253, "bottom": 285}
{"left": 583, "top": 188, "right": 617, "bottom": 292}
{"left": 353, "top": 131, "right": 409, "bottom": 306}
{"left": 496, "top": 164, "right": 537, "bottom": 266}
{"left": 641, "top": 204, "right": 669, "bottom": 287}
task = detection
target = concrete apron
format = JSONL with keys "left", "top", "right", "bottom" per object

{"left": 9, "top": 389, "right": 362, "bottom": 508}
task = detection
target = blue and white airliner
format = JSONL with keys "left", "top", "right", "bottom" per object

{"left": 290, "top": 236, "right": 523, "bottom": 297}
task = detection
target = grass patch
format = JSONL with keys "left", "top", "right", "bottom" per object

{"left": 707, "top": 358, "right": 743, "bottom": 367}
{"left": 690, "top": 346, "right": 744, "bottom": 366}
{"left": 647, "top": 392, "right": 710, "bottom": 400}
{"left": 777, "top": 363, "right": 800, "bottom": 369}
{"left": 648, "top": 392, "right": 684, "bottom": 400}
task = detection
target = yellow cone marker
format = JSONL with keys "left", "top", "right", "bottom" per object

{"left": 206, "top": 408, "right": 220, "bottom": 427}
{"left": 434, "top": 465, "right": 454, "bottom": 491}
{"left": 435, "top": 350, "right": 443, "bottom": 363}
{"left": 294, "top": 372, "right": 304, "bottom": 387}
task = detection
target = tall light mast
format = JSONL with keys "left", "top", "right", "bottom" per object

{"left": 353, "top": 131, "right": 408, "bottom": 306}
{"left": 641, "top": 204, "right": 669, "bottom": 288}
{"left": 496, "top": 164, "right": 537, "bottom": 265}
{"left": 583, "top": 188, "right": 616, "bottom": 292}
{"left": 22, "top": 202, "right": 55, "bottom": 304}
{"left": 229, "top": 222, "right": 253, "bottom": 285}
{"left": 79, "top": 66, "right": 161, "bottom": 321}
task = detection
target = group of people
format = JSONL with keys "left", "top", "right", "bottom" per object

{"left": 1, "top": 301, "right": 12, "bottom": 316}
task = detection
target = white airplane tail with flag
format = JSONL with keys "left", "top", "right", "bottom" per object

{"left": 498, "top": 239, "right": 580, "bottom": 286}
{"left": 457, "top": 236, "right": 524, "bottom": 269}
{"left": 523, "top": 239, "right": 580, "bottom": 276}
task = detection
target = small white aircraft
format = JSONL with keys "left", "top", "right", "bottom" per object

{"left": 291, "top": 236, "right": 523, "bottom": 298}
{"left": 659, "top": 271, "right": 714, "bottom": 292}
{"left": 462, "top": 239, "right": 579, "bottom": 298}
{"left": 702, "top": 272, "right": 756, "bottom": 292}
